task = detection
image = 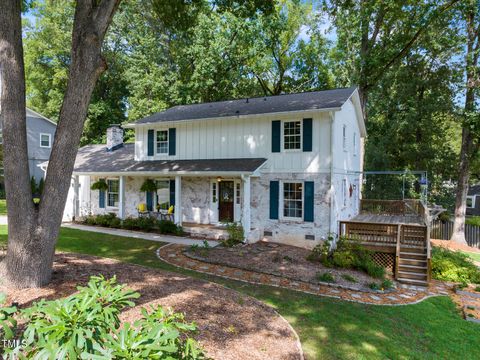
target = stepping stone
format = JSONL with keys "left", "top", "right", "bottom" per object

{"left": 456, "top": 290, "right": 480, "bottom": 298}
{"left": 351, "top": 293, "right": 362, "bottom": 299}
{"left": 199, "top": 266, "right": 209, "bottom": 270}
{"left": 329, "top": 289, "right": 340, "bottom": 294}
{"left": 439, "top": 291, "right": 449, "bottom": 295}
{"left": 370, "top": 295, "right": 381, "bottom": 301}
{"left": 167, "top": 254, "right": 177, "bottom": 258}
{"left": 387, "top": 296, "right": 398, "bottom": 301}
{"left": 234, "top": 270, "right": 244, "bottom": 276}
{"left": 186, "top": 261, "right": 196, "bottom": 267}
{"left": 399, "top": 294, "right": 411, "bottom": 299}
{"left": 217, "top": 268, "right": 226, "bottom": 273}
{"left": 309, "top": 285, "right": 320, "bottom": 291}
{"left": 466, "top": 317, "right": 480, "bottom": 324}
{"left": 290, "top": 282, "right": 300, "bottom": 287}
{"left": 270, "top": 278, "right": 281, "bottom": 284}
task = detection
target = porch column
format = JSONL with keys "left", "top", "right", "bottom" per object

{"left": 242, "top": 175, "right": 251, "bottom": 239}
{"left": 73, "top": 175, "right": 79, "bottom": 219}
{"left": 174, "top": 175, "right": 182, "bottom": 225}
{"left": 119, "top": 175, "right": 125, "bottom": 219}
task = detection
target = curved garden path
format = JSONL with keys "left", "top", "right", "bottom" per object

{"left": 1, "top": 253, "right": 303, "bottom": 360}
{"left": 158, "top": 243, "right": 452, "bottom": 306}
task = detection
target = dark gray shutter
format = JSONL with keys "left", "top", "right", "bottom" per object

{"left": 147, "top": 129, "right": 154, "bottom": 156}
{"left": 169, "top": 180, "right": 175, "bottom": 206}
{"left": 146, "top": 191, "right": 153, "bottom": 211}
{"left": 271, "top": 120, "right": 281, "bottom": 153}
{"left": 269, "top": 181, "right": 279, "bottom": 219}
{"left": 304, "top": 181, "right": 314, "bottom": 222}
{"left": 303, "top": 118, "right": 312, "bottom": 152}
{"left": 168, "top": 128, "right": 176, "bottom": 156}
{"left": 99, "top": 178, "right": 105, "bottom": 208}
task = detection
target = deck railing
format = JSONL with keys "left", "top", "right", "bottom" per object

{"left": 360, "top": 199, "right": 429, "bottom": 224}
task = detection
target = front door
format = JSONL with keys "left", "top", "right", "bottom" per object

{"left": 219, "top": 181, "right": 234, "bottom": 222}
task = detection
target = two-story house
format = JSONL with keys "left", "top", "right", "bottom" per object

{"left": 0, "top": 108, "right": 56, "bottom": 182}
{"left": 65, "top": 87, "right": 366, "bottom": 248}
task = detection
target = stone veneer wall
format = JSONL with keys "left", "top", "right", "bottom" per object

{"left": 250, "top": 172, "right": 331, "bottom": 249}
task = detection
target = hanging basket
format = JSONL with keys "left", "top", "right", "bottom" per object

{"left": 91, "top": 179, "right": 108, "bottom": 191}
{"left": 140, "top": 179, "right": 157, "bottom": 192}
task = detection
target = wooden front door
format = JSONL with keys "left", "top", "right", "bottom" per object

{"left": 219, "top": 181, "right": 234, "bottom": 222}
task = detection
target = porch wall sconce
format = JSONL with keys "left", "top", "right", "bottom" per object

{"left": 217, "top": 177, "right": 222, "bottom": 182}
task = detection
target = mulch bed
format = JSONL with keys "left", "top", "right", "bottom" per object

{"left": 0, "top": 253, "right": 302, "bottom": 360}
{"left": 185, "top": 242, "right": 391, "bottom": 292}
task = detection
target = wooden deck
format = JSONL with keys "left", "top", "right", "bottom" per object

{"left": 340, "top": 199, "right": 431, "bottom": 286}
{"left": 351, "top": 213, "right": 424, "bottom": 226}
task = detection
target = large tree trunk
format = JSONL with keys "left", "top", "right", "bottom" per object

{"left": 0, "top": 0, "right": 120, "bottom": 288}
{"left": 451, "top": 4, "right": 479, "bottom": 245}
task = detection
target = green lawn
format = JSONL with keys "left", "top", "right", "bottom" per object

{"left": 0, "top": 226, "right": 478, "bottom": 359}
{"left": 0, "top": 199, "right": 6, "bottom": 215}
{"left": 462, "top": 251, "right": 480, "bottom": 262}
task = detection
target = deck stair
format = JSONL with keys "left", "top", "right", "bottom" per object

{"left": 397, "top": 246, "right": 429, "bottom": 286}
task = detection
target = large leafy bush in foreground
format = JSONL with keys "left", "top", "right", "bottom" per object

{"left": 0, "top": 276, "right": 206, "bottom": 359}
{"left": 431, "top": 247, "right": 480, "bottom": 284}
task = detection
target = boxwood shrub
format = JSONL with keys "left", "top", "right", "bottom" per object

{"left": 432, "top": 247, "right": 480, "bottom": 284}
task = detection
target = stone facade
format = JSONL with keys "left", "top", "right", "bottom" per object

{"left": 251, "top": 172, "right": 331, "bottom": 249}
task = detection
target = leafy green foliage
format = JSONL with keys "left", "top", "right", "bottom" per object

{"left": 341, "top": 274, "right": 357, "bottom": 283}
{"left": 140, "top": 179, "right": 158, "bottom": 192}
{"left": 90, "top": 179, "right": 109, "bottom": 191}
{"left": 306, "top": 235, "right": 332, "bottom": 263}
{"left": 0, "top": 293, "right": 17, "bottom": 341}
{"left": 466, "top": 216, "right": 480, "bottom": 226}
{"left": 316, "top": 272, "right": 335, "bottom": 283}
{"left": 3, "top": 276, "right": 205, "bottom": 359}
{"left": 83, "top": 214, "right": 184, "bottom": 236}
{"left": 223, "top": 222, "right": 244, "bottom": 247}
{"left": 431, "top": 247, "right": 480, "bottom": 284}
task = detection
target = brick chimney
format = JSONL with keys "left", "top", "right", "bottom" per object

{"left": 106, "top": 125, "right": 124, "bottom": 152}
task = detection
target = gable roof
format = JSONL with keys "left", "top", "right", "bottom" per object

{"left": 73, "top": 143, "right": 267, "bottom": 175}
{"left": 132, "top": 87, "right": 357, "bottom": 126}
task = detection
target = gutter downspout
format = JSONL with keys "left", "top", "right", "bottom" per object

{"left": 329, "top": 111, "right": 335, "bottom": 239}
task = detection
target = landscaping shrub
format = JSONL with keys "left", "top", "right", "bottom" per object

{"left": 159, "top": 219, "right": 182, "bottom": 235}
{"left": 121, "top": 216, "right": 139, "bottom": 230}
{"left": 135, "top": 216, "right": 157, "bottom": 232}
{"left": 363, "top": 260, "right": 386, "bottom": 279}
{"left": 316, "top": 272, "right": 335, "bottom": 283}
{"left": 341, "top": 274, "right": 357, "bottom": 283}
{"left": 381, "top": 279, "right": 394, "bottom": 290}
{"left": 306, "top": 235, "right": 332, "bottom": 263}
{"left": 332, "top": 250, "right": 355, "bottom": 268}
{"left": 1, "top": 276, "right": 205, "bottom": 359}
{"left": 431, "top": 247, "right": 480, "bottom": 284}
{"left": 466, "top": 216, "right": 480, "bottom": 226}
{"left": 223, "top": 222, "right": 244, "bottom": 247}
{"left": 369, "top": 282, "right": 380, "bottom": 290}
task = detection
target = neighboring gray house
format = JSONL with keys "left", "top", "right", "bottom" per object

{"left": 0, "top": 108, "right": 57, "bottom": 181}
{"left": 467, "top": 185, "right": 480, "bottom": 216}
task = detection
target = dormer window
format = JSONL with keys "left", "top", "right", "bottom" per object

{"left": 283, "top": 121, "right": 301, "bottom": 150}
{"left": 156, "top": 130, "right": 168, "bottom": 154}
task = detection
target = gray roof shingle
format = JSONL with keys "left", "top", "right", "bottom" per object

{"left": 135, "top": 87, "right": 356, "bottom": 125}
{"left": 73, "top": 144, "right": 266, "bottom": 174}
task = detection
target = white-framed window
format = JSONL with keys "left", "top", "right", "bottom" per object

{"left": 155, "top": 180, "right": 170, "bottom": 209}
{"left": 342, "top": 179, "right": 347, "bottom": 207}
{"left": 283, "top": 120, "right": 302, "bottom": 151}
{"left": 342, "top": 125, "right": 347, "bottom": 151}
{"left": 211, "top": 182, "right": 218, "bottom": 203}
{"left": 282, "top": 181, "right": 303, "bottom": 219}
{"left": 107, "top": 178, "right": 119, "bottom": 208}
{"left": 40, "top": 133, "right": 51, "bottom": 148}
{"left": 156, "top": 130, "right": 169, "bottom": 154}
{"left": 235, "top": 182, "right": 241, "bottom": 205}
{"left": 467, "top": 196, "right": 475, "bottom": 208}
{"left": 353, "top": 132, "right": 357, "bottom": 156}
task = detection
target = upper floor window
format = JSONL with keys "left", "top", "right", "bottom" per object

{"left": 107, "top": 178, "right": 119, "bottom": 208}
{"left": 156, "top": 130, "right": 168, "bottom": 154}
{"left": 40, "top": 133, "right": 51, "bottom": 148}
{"left": 283, "top": 182, "right": 303, "bottom": 219}
{"left": 342, "top": 125, "right": 347, "bottom": 151}
{"left": 283, "top": 121, "right": 301, "bottom": 150}
{"left": 467, "top": 196, "right": 475, "bottom": 208}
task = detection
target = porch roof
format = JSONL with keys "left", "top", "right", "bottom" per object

{"left": 73, "top": 144, "right": 267, "bottom": 175}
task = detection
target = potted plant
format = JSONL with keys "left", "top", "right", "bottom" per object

{"left": 140, "top": 179, "right": 157, "bottom": 193}
{"left": 90, "top": 179, "right": 108, "bottom": 191}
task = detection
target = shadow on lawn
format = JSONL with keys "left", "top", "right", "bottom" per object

{"left": 2, "top": 252, "right": 302, "bottom": 360}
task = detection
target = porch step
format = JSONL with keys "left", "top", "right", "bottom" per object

{"left": 399, "top": 264, "right": 427, "bottom": 271}
{"left": 398, "top": 258, "right": 427, "bottom": 266}
{"left": 399, "top": 246, "right": 426, "bottom": 253}
{"left": 398, "top": 271, "right": 427, "bottom": 281}
{"left": 396, "top": 277, "right": 429, "bottom": 287}
{"left": 399, "top": 252, "right": 427, "bottom": 260}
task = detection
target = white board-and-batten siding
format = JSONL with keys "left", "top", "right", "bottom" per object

{"left": 134, "top": 112, "right": 333, "bottom": 173}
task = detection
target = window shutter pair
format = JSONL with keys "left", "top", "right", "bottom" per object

{"left": 271, "top": 119, "right": 312, "bottom": 153}
{"left": 269, "top": 180, "right": 314, "bottom": 222}
{"left": 147, "top": 128, "right": 176, "bottom": 156}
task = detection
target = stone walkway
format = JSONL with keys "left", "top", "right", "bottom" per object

{"left": 62, "top": 223, "right": 219, "bottom": 247}
{"left": 452, "top": 288, "right": 480, "bottom": 324}
{"left": 157, "top": 243, "right": 452, "bottom": 306}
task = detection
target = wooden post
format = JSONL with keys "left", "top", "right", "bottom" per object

{"left": 395, "top": 224, "right": 402, "bottom": 280}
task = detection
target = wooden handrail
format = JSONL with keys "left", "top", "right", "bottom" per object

{"left": 395, "top": 224, "right": 401, "bottom": 279}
